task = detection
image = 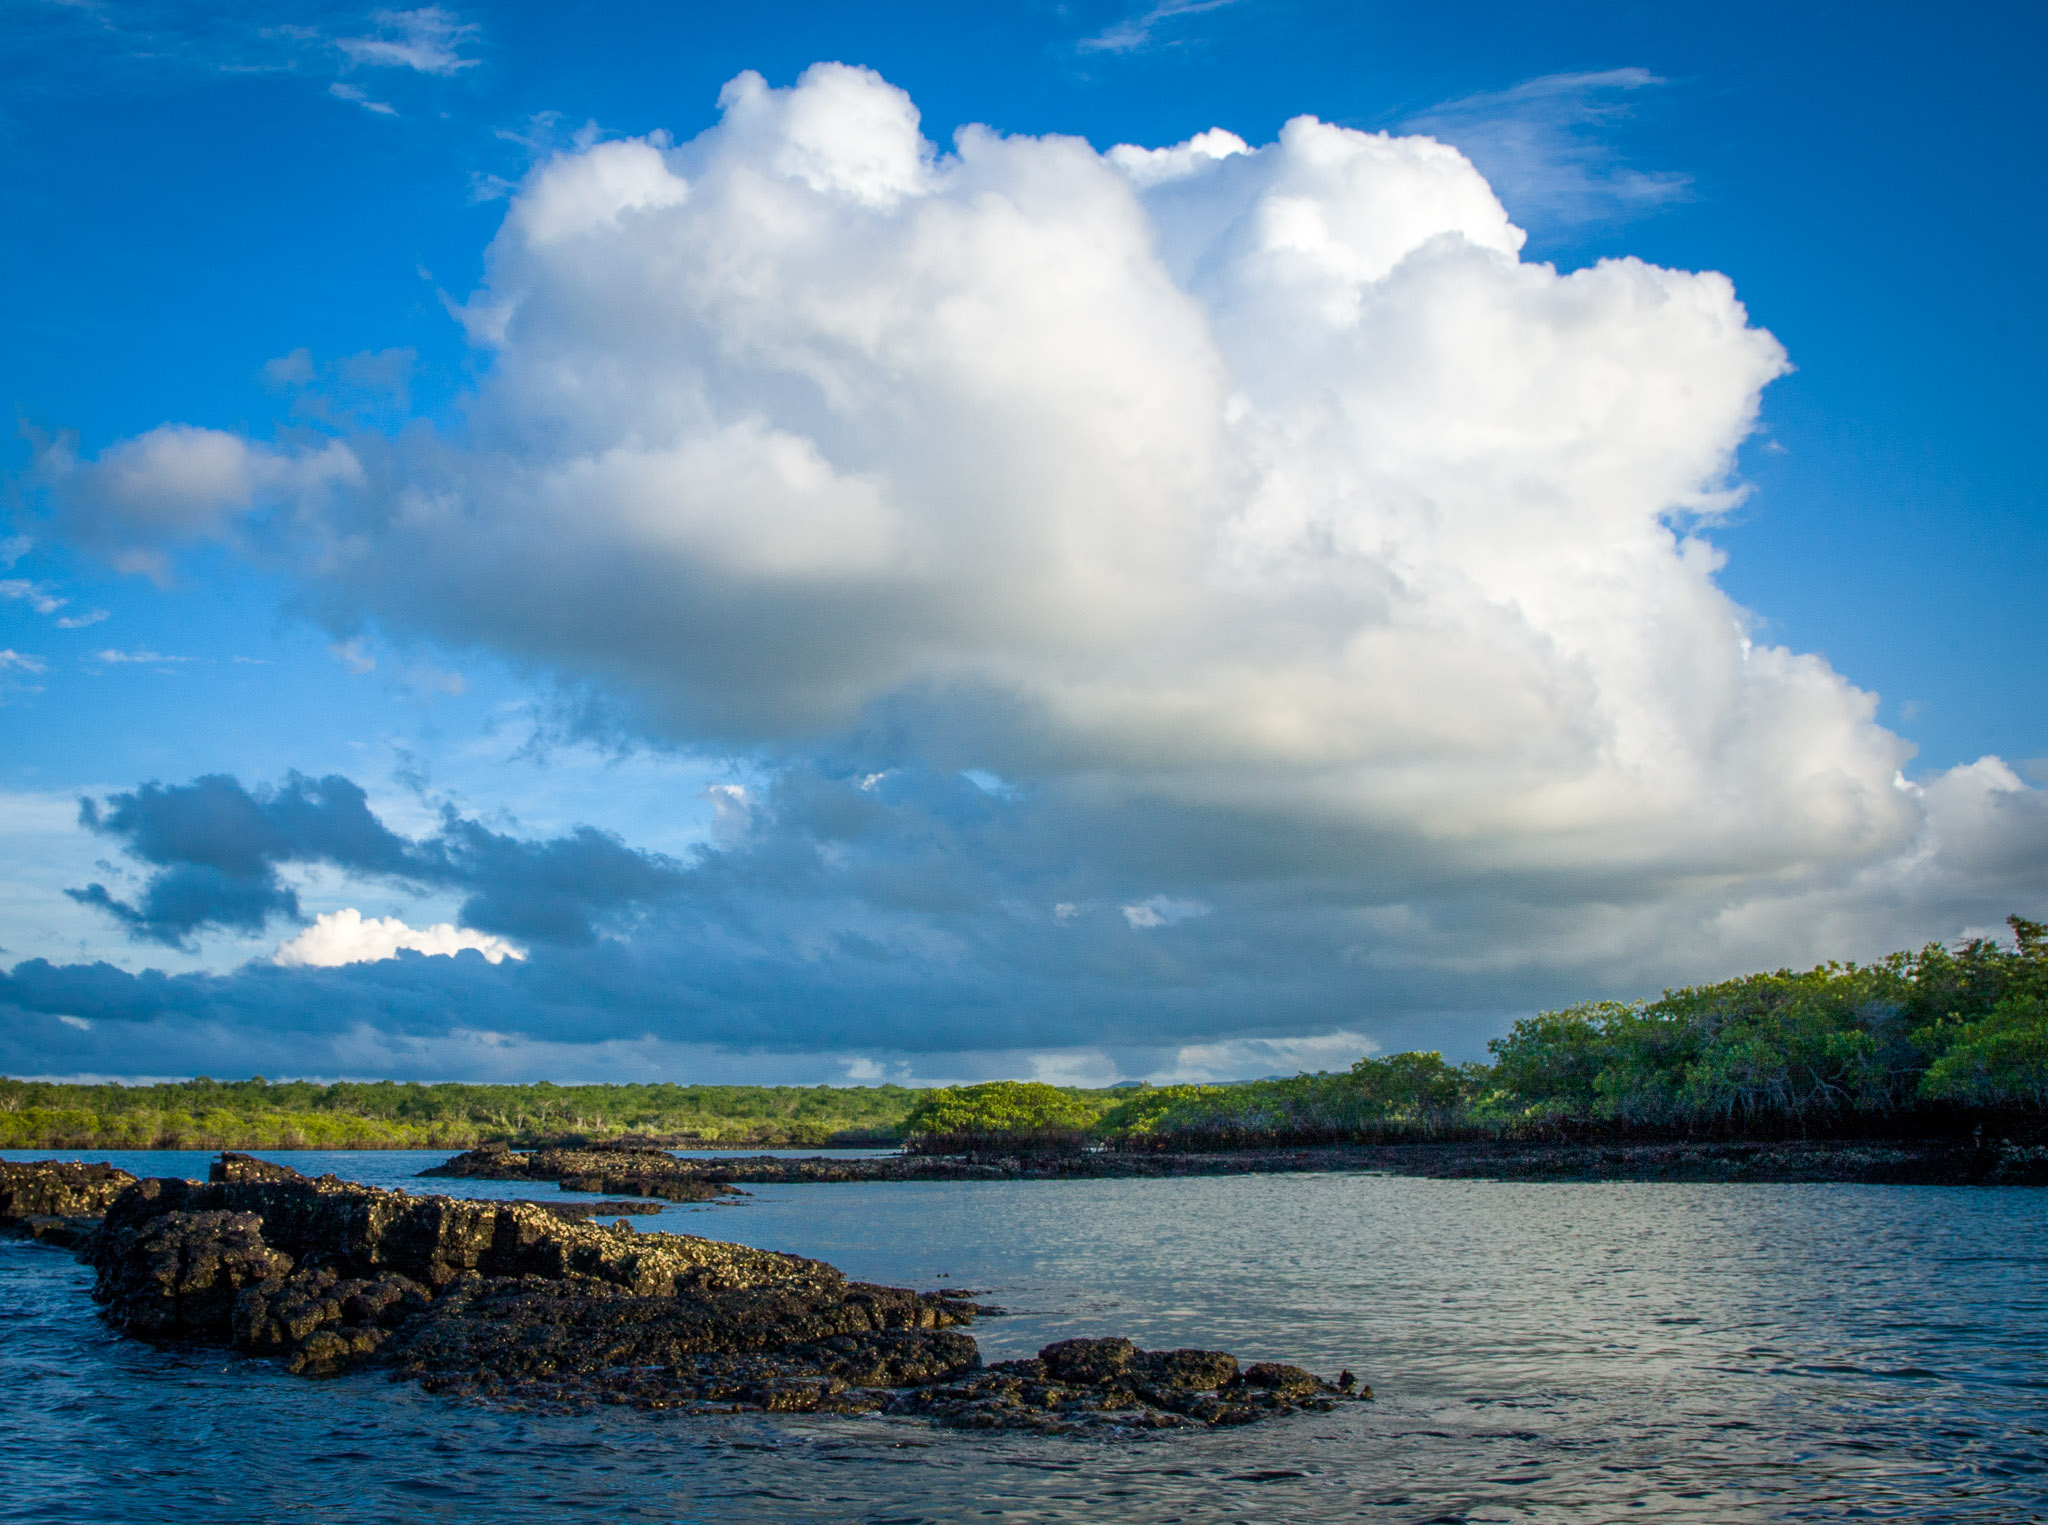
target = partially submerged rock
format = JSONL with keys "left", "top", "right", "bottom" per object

{"left": 35, "top": 1154, "right": 1356, "bottom": 1431}
{"left": 422, "top": 1143, "right": 1071, "bottom": 1193}
{"left": 525, "top": 1198, "right": 668, "bottom": 1221}
{"left": 429, "top": 1136, "right": 2048, "bottom": 1190}
{"left": 425, "top": 1143, "right": 745, "bottom": 1202}
{"left": 211, "top": 1151, "right": 308, "bottom": 1184}
{"left": 0, "top": 1159, "right": 139, "bottom": 1247}
{"left": 893, "top": 1338, "right": 1362, "bottom": 1433}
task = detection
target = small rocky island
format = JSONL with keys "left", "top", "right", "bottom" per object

{"left": 0, "top": 1155, "right": 1358, "bottom": 1433}
{"left": 423, "top": 1134, "right": 2048, "bottom": 1191}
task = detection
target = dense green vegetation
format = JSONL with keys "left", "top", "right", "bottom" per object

{"left": 901, "top": 1081, "right": 1108, "bottom": 1135}
{"left": 898, "top": 1080, "right": 1119, "bottom": 1151}
{"left": 5, "top": 919, "right": 2040, "bottom": 1152}
{"left": 0, "top": 1077, "right": 928, "bottom": 1150}
{"left": 1097, "top": 917, "right": 2048, "bottom": 1147}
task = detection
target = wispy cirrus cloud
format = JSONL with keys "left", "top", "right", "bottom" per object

{"left": 1404, "top": 68, "right": 1692, "bottom": 228}
{"left": 1078, "top": 0, "right": 1243, "bottom": 55}
{"left": 0, "top": 579, "right": 64, "bottom": 616}
{"left": 328, "top": 80, "right": 397, "bottom": 116}
{"left": 0, "top": 648, "right": 48, "bottom": 701}
{"left": 0, "top": 574, "right": 109, "bottom": 628}
{"left": 336, "top": 6, "right": 477, "bottom": 74}
{"left": 84, "top": 648, "right": 193, "bottom": 667}
{"left": 3, "top": 2, "right": 478, "bottom": 116}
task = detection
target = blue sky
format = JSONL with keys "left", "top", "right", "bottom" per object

{"left": 1, "top": 0, "right": 2043, "bottom": 1084}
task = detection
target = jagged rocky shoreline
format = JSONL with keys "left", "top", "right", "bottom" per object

{"left": 0, "top": 1155, "right": 1356, "bottom": 1433}
{"left": 424, "top": 1135, "right": 2048, "bottom": 1193}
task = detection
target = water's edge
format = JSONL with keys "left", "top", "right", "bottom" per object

{"left": 3, "top": 1150, "right": 2045, "bottom": 1523}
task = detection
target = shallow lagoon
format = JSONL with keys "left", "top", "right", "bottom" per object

{"left": 3, "top": 1149, "right": 2045, "bottom": 1522}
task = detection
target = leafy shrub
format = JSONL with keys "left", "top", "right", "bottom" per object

{"left": 1919, "top": 997, "right": 2048, "bottom": 1108}
{"left": 901, "top": 1081, "right": 1101, "bottom": 1137}
{"left": 1096, "top": 1054, "right": 1483, "bottom": 1147}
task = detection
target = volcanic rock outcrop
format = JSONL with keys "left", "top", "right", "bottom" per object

{"left": 0, "top": 1159, "right": 139, "bottom": 1247}
{"left": 428, "top": 1136, "right": 2048, "bottom": 1191}
{"left": 3, "top": 1154, "right": 1359, "bottom": 1431}
{"left": 895, "top": 1337, "right": 1355, "bottom": 1432}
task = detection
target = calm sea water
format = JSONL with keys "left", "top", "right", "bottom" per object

{"left": 2, "top": 1149, "right": 2044, "bottom": 1523}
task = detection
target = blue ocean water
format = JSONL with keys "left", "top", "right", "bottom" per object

{"left": 2, "top": 1150, "right": 2044, "bottom": 1522}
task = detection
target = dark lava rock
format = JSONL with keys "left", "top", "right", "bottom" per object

{"left": 234, "top": 1267, "right": 434, "bottom": 1374}
{"left": 90, "top": 1208, "right": 295, "bottom": 1338}
{"left": 390, "top": 1278, "right": 983, "bottom": 1412}
{"left": 2, "top": 1158, "right": 139, "bottom": 1219}
{"left": 211, "top": 1151, "right": 307, "bottom": 1184}
{"left": 525, "top": 1199, "right": 670, "bottom": 1221}
{"left": 424, "top": 1146, "right": 741, "bottom": 1203}
{"left": 428, "top": 1138, "right": 2048, "bottom": 1191}
{"left": 423, "top": 1144, "right": 1025, "bottom": 1192}
{"left": 1, "top": 1158, "right": 140, "bottom": 1247}
{"left": 59, "top": 1152, "right": 1359, "bottom": 1432}
{"left": 890, "top": 1337, "right": 1362, "bottom": 1434}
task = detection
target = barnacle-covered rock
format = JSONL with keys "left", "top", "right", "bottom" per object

{"left": 59, "top": 1153, "right": 1361, "bottom": 1432}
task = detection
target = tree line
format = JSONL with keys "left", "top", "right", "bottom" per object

{"left": 905, "top": 917, "right": 2048, "bottom": 1148}
{"left": 6, "top": 918, "right": 2041, "bottom": 1151}
{"left": 0, "top": 1077, "right": 925, "bottom": 1150}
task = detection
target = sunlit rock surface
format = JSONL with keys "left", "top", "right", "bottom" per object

{"left": 5, "top": 1153, "right": 1357, "bottom": 1431}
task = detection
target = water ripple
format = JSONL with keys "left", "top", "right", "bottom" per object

{"left": 2, "top": 1153, "right": 2046, "bottom": 1521}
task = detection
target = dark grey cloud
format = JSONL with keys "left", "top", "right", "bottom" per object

{"left": 68, "top": 771, "right": 685, "bottom": 948}
{"left": 11, "top": 755, "right": 2045, "bottom": 1083}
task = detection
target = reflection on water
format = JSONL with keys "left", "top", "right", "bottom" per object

{"left": 3, "top": 1150, "right": 2045, "bottom": 1522}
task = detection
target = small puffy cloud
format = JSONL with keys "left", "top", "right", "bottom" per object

{"left": 0, "top": 650, "right": 48, "bottom": 674}
{"left": 38, "top": 425, "right": 360, "bottom": 578}
{"left": 274, "top": 908, "right": 524, "bottom": 967}
{"left": 263, "top": 348, "right": 319, "bottom": 388}
{"left": 1122, "top": 895, "right": 1209, "bottom": 930}
{"left": 330, "top": 639, "right": 377, "bottom": 674}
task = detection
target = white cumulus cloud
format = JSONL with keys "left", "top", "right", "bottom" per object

{"left": 273, "top": 908, "right": 526, "bottom": 968}
{"left": 41, "top": 62, "right": 2048, "bottom": 1014}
